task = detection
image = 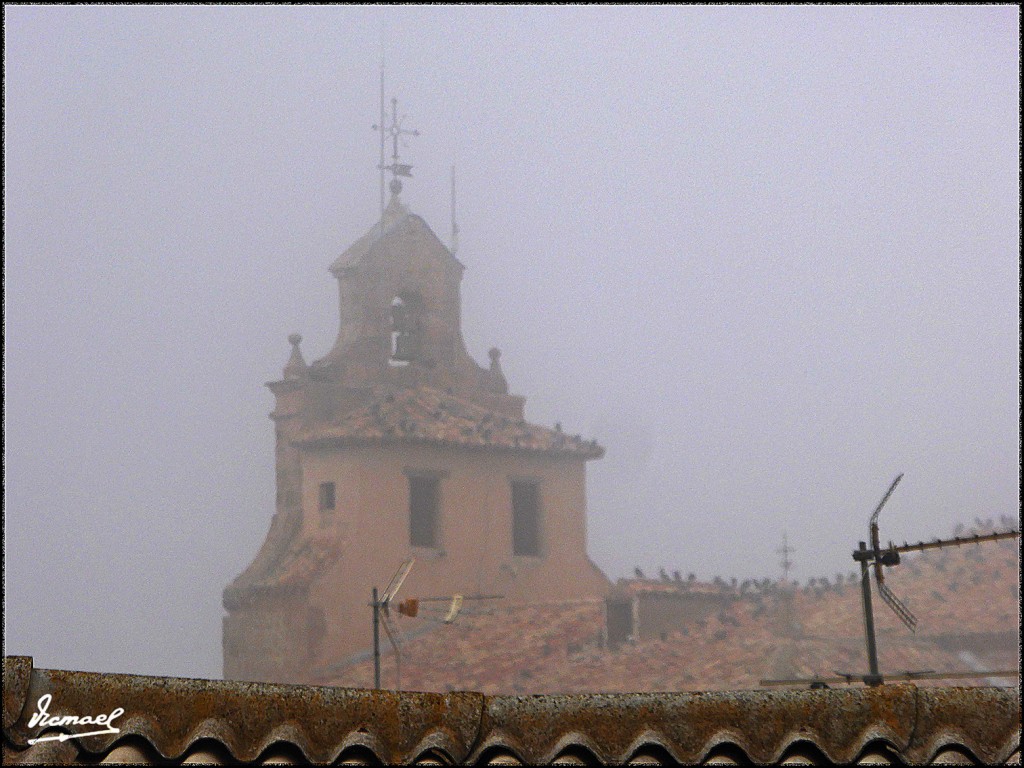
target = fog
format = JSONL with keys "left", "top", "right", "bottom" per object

{"left": 4, "top": 6, "right": 1019, "bottom": 680}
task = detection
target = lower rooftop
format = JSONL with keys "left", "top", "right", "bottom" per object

{"left": 3, "top": 656, "right": 1020, "bottom": 765}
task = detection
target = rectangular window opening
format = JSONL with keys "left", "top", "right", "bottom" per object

{"left": 409, "top": 475, "right": 440, "bottom": 548}
{"left": 318, "top": 481, "right": 336, "bottom": 512}
{"left": 512, "top": 480, "right": 541, "bottom": 557}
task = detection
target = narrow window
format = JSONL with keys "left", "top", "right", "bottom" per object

{"left": 318, "top": 482, "right": 336, "bottom": 513}
{"left": 409, "top": 475, "right": 440, "bottom": 548}
{"left": 511, "top": 480, "right": 541, "bottom": 557}
{"left": 390, "top": 293, "right": 422, "bottom": 366}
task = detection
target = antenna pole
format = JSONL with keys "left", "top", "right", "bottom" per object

{"left": 451, "top": 165, "right": 459, "bottom": 256}
{"left": 372, "top": 586, "right": 381, "bottom": 689}
{"left": 778, "top": 532, "right": 794, "bottom": 583}
{"left": 856, "top": 541, "right": 882, "bottom": 685}
{"left": 378, "top": 59, "right": 386, "bottom": 236}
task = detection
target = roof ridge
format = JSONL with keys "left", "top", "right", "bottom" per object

{"left": 9, "top": 661, "right": 1015, "bottom": 766}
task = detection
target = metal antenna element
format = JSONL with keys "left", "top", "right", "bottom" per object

{"left": 777, "top": 532, "right": 795, "bottom": 583}
{"left": 371, "top": 558, "right": 502, "bottom": 690}
{"left": 396, "top": 592, "right": 503, "bottom": 624}
{"left": 866, "top": 473, "right": 917, "bottom": 632}
{"left": 852, "top": 473, "right": 1020, "bottom": 685}
{"left": 450, "top": 165, "right": 459, "bottom": 256}
{"left": 762, "top": 475, "right": 1019, "bottom": 690}
{"left": 379, "top": 608, "right": 403, "bottom": 691}
{"left": 444, "top": 594, "right": 464, "bottom": 624}
{"left": 381, "top": 558, "right": 414, "bottom": 604}
{"left": 370, "top": 558, "right": 415, "bottom": 690}
{"left": 375, "top": 56, "right": 386, "bottom": 235}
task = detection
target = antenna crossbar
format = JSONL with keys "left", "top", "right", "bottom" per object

{"left": 889, "top": 530, "right": 1019, "bottom": 555}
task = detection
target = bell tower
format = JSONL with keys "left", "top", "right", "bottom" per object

{"left": 223, "top": 92, "right": 609, "bottom": 685}
{"left": 312, "top": 190, "right": 488, "bottom": 397}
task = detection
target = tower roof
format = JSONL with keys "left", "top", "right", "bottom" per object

{"left": 329, "top": 195, "right": 463, "bottom": 276}
{"left": 294, "top": 386, "right": 604, "bottom": 459}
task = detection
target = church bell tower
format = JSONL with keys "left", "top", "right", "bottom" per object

{"left": 223, "top": 95, "right": 608, "bottom": 685}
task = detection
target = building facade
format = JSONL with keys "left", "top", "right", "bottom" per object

{"left": 223, "top": 192, "right": 609, "bottom": 683}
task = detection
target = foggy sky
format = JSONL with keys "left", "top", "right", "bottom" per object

{"left": 4, "top": 6, "right": 1019, "bottom": 681}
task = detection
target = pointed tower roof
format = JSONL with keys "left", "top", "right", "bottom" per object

{"left": 329, "top": 195, "right": 463, "bottom": 277}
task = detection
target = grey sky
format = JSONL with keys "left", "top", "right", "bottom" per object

{"left": 4, "top": 6, "right": 1019, "bottom": 681}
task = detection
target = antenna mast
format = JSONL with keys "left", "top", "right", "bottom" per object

{"left": 377, "top": 56, "right": 386, "bottom": 235}
{"left": 450, "top": 165, "right": 459, "bottom": 256}
{"left": 777, "top": 532, "right": 795, "bottom": 584}
{"left": 760, "top": 474, "right": 1020, "bottom": 689}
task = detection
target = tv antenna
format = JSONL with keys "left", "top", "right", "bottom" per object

{"left": 761, "top": 474, "right": 1019, "bottom": 688}
{"left": 777, "top": 532, "right": 795, "bottom": 583}
{"left": 851, "top": 474, "right": 1020, "bottom": 684}
{"left": 369, "top": 559, "right": 503, "bottom": 690}
{"left": 450, "top": 165, "right": 459, "bottom": 256}
{"left": 370, "top": 558, "right": 414, "bottom": 690}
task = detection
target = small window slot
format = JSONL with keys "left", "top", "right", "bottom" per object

{"left": 409, "top": 475, "right": 440, "bottom": 548}
{"left": 318, "top": 482, "right": 336, "bottom": 512}
{"left": 511, "top": 481, "right": 541, "bottom": 557}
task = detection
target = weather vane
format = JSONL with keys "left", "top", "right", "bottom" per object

{"left": 372, "top": 64, "right": 419, "bottom": 207}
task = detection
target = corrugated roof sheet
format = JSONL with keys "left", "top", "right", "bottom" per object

{"left": 295, "top": 385, "right": 604, "bottom": 459}
{"left": 4, "top": 657, "right": 1020, "bottom": 765}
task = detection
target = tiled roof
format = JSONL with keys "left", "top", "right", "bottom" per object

{"left": 323, "top": 536, "right": 1019, "bottom": 695}
{"left": 223, "top": 517, "right": 341, "bottom": 606}
{"left": 295, "top": 385, "right": 604, "bottom": 459}
{"left": 4, "top": 656, "right": 1020, "bottom": 765}
{"left": 323, "top": 599, "right": 1008, "bottom": 696}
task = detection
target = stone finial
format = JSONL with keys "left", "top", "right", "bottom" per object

{"left": 283, "top": 333, "right": 308, "bottom": 380}
{"left": 486, "top": 347, "right": 508, "bottom": 395}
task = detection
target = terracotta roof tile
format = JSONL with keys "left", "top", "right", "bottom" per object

{"left": 295, "top": 386, "right": 604, "bottom": 459}
{"left": 322, "top": 535, "right": 1017, "bottom": 695}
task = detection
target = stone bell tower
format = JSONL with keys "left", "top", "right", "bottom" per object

{"left": 223, "top": 105, "right": 608, "bottom": 685}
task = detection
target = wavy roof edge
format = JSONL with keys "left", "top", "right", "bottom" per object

{"left": 3, "top": 656, "right": 1020, "bottom": 765}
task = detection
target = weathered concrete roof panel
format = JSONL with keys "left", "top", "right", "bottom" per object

{"left": 4, "top": 657, "right": 1020, "bottom": 765}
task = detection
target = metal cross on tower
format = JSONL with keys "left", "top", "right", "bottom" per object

{"left": 372, "top": 63, "right": 420, "bottom": 213}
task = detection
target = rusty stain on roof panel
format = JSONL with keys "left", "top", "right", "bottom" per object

{"left": 471, "top": 687, "right": 923, "bottom": 765}
{"left": 4, "top": 657, "right": 483, "bottom": 765}
{"left": 4, "top": 656, "right": 1020, "bottom": 765}
{"left": 2, "top": 655, "right": 32, "bottom": 731}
